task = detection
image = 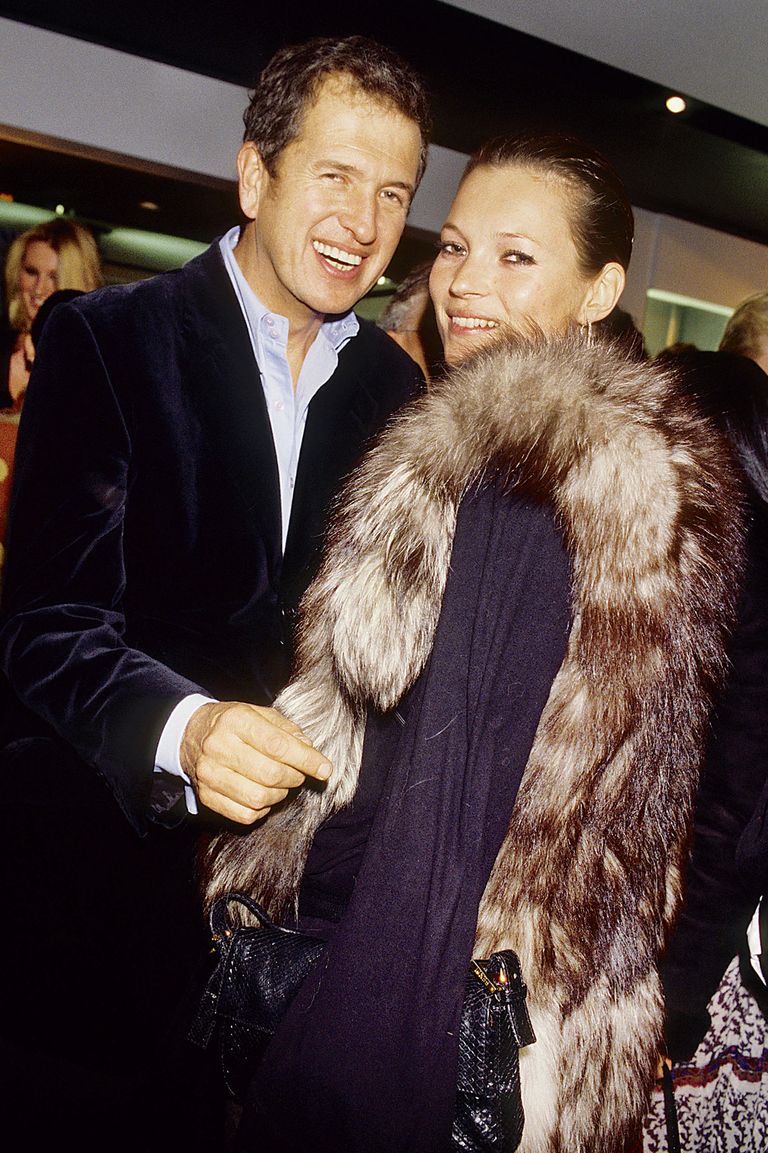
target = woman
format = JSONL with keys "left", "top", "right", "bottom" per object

{"left": 1, "top": 217, "right": 102, "bottom": 410}
{"left": 202, "top": 135, "right": 742, "bottom": 1152}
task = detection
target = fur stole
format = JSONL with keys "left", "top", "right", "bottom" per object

{"left": 204, "top": 334, "right": 742, "bottom": 1151}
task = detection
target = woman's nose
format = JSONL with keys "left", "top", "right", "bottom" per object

{"left": 448, "top": 258, "right": 488, "bottom": 298}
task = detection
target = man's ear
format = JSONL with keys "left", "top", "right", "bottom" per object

{"left": 582, "top": 262, "right": 626, "bottom": 324}
{"left": 237, "top": 142, "right": 268, "bottom": 221}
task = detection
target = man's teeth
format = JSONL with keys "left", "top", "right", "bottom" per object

{"left": 313, "top": 241, "right": 362, "bottom": 267}
{"left": 451, "top": 316, "right": 498, "bottom": 329}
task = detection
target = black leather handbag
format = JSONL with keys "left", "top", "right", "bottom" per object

{"left": 189, "top": 893, "right": 536, "bottom": 1152}
{"left": 188, "top": 893, "right": 325, "bottom": 1101}
{"left": 452, "top": 952, "right": 536, "bottom": 1153}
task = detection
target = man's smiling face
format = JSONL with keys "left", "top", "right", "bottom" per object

{"left": 236, "top": 74, "right": 422, "bottom": 328}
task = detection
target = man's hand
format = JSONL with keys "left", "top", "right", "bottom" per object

{"left": 180, "top": 701, "right": 331, "bottom": 824}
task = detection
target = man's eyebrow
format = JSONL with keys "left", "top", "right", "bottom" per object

{"left": 315, "top": 159, "right": 415, "bottom": 196}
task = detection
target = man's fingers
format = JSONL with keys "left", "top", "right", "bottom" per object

{"left": 260, "top": 706, "right": 314, "bottom": 741}
{"left": 210, "top": 704, "right": 331, "bottom": 782}
{"left": 194, "top": 759, "right": 292, "bottom": 815}
{"left": 199, "top": 790, "right": 271, "bottom": 826}
{"left": 180, "top": 701, "right": 332, "bottom": 825}
{"left": 241, "top": 716, "right": 331, "bottom": 782}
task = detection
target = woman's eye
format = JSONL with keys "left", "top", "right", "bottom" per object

{"left": 437, "top": 241, "right": 465, "bottom": 257}
{"left": 503, "top": 250, "right": 534, "bottom": 266}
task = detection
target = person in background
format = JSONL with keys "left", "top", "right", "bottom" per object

{"left": 0, "top": 35, "right": 428, "bottom": 1152}
{"left": 738, "top": 737, "right": 768, "bottom": 995}
{"left": 203, "top": 133, "right": 740, "bottom": 1153}
{"left": 0, "top": 224, "right": 99, "bottom": 580}
{"left": 1, "top": 217, "right": 102, "bottom": 410}
{"left": 642, "top": 349, "right": 768, "bottom": 1153}
{"left": 720, "top": 290, "right": 768, "bottom": 376}
{"left": 378, "top": 260, "right": 444, "bottom": 380}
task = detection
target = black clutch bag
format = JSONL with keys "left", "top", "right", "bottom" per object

{"left": 452, "top": 952, "right": 536, "bottom": 1153}
{"left": 189, "top": 893, "right": 536, "bottom": 1152}
{"left": 187, "top": 893, "right": 325, "bottom": 1101}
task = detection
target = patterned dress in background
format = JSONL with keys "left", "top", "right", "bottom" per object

{"left": 643, "top": 958, "right": 768, "bottom": 1153}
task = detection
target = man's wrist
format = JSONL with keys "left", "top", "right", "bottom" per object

{"left": 154, "top": 693, "right": 216, "bottom": 815}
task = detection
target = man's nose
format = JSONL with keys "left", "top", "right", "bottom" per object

{"left": 339, "top": 188, "right": 377, "bottom": 246}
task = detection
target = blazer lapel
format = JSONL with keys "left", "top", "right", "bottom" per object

{"left": 180, "top": 244, "right": 282, "bottom": 567}
{"left": 283, "top": 345, "right": 395, "bottom": 601}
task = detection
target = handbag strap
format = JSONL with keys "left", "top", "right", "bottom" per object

{"left": 189, "top": 893, "right": 274, "bottom": 1050}
{"left": 209, "top": 891, "right": 273, "bottom": 939}
{"left": 471, "top": 950, "right": 536, "bottom": 1049}
{"left": 661, "top": 1063, "right": 682, "bottom": 1153}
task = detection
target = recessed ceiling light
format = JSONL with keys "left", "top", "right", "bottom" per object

{"left": 665, "top": 95, "right": 687, "bottom": 114}
{"left": 140, "top": 200, "right": 160, "bottom": 211}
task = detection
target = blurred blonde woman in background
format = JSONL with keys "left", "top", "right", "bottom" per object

{"left": 1, "top": 218, "right": 102, "bottom": 410}
{"left": 0, "top": 218, "right": 102, "bottom": 577}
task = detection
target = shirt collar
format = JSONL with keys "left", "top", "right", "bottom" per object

{"left": 219, "top": 226, "right": 359, "bottom": 352}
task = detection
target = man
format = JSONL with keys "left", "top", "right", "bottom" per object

{"left": 0, "top": 36, "right": 428, "bottom": 1148}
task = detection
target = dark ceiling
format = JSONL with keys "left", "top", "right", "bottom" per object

{"left": 1, "top": 0, "right": 767, "bottom": 250}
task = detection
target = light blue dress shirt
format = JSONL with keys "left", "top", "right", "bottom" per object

{"left": 219, "top": 226, "right": 359, "bottom": 547}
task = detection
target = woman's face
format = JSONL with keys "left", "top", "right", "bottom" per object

{"left": 19, "top": 240, "right": 59, "bottom": 322}
{"left": 430, "top": 164, "right": 600, "bottom": 366}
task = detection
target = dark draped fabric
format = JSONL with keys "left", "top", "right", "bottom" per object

{"left": 657, "top": 352, "right": 768, "bottom": 1057}
{"left": 236, "top": 480, "right": 572, "bottom": 1152}
{"left": 0, "top": 326, "right": 16, "bottom": 409}
{"left": 661, "top": 494, "right": 768, "bottom": 1055}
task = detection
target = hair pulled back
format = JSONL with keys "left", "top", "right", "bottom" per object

{"left": 462, "top": 132, "right": 633, "bottom": 276}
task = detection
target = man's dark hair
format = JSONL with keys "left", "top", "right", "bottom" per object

{"left": 243, "top": 36, "right": 431, "bottom": 186}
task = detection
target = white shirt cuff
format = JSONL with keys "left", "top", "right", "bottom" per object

{"left": 154, "top": 693, "right": 215, "bottom": 816}
{"left": 747, "top": 898, "right": 765, "bottom": 985}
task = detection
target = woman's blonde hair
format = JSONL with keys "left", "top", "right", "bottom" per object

{"left": 4, "top": 218, "right": 103, "bottom": 332}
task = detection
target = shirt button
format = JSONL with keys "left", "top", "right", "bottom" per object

{"left": 275, "top": 400, "right": 285, "bottom": 412}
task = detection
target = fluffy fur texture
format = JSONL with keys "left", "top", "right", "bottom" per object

{"left": 203, "top": 334, "right": 742, "bottom": 1151}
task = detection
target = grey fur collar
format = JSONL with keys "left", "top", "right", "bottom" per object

{"left": 205, "top": 334, "right": 742, "bottom": 1151}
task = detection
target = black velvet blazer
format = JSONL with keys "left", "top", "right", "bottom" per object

{"left": 0, "top": 243, "right": 421, "bottom": 832}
